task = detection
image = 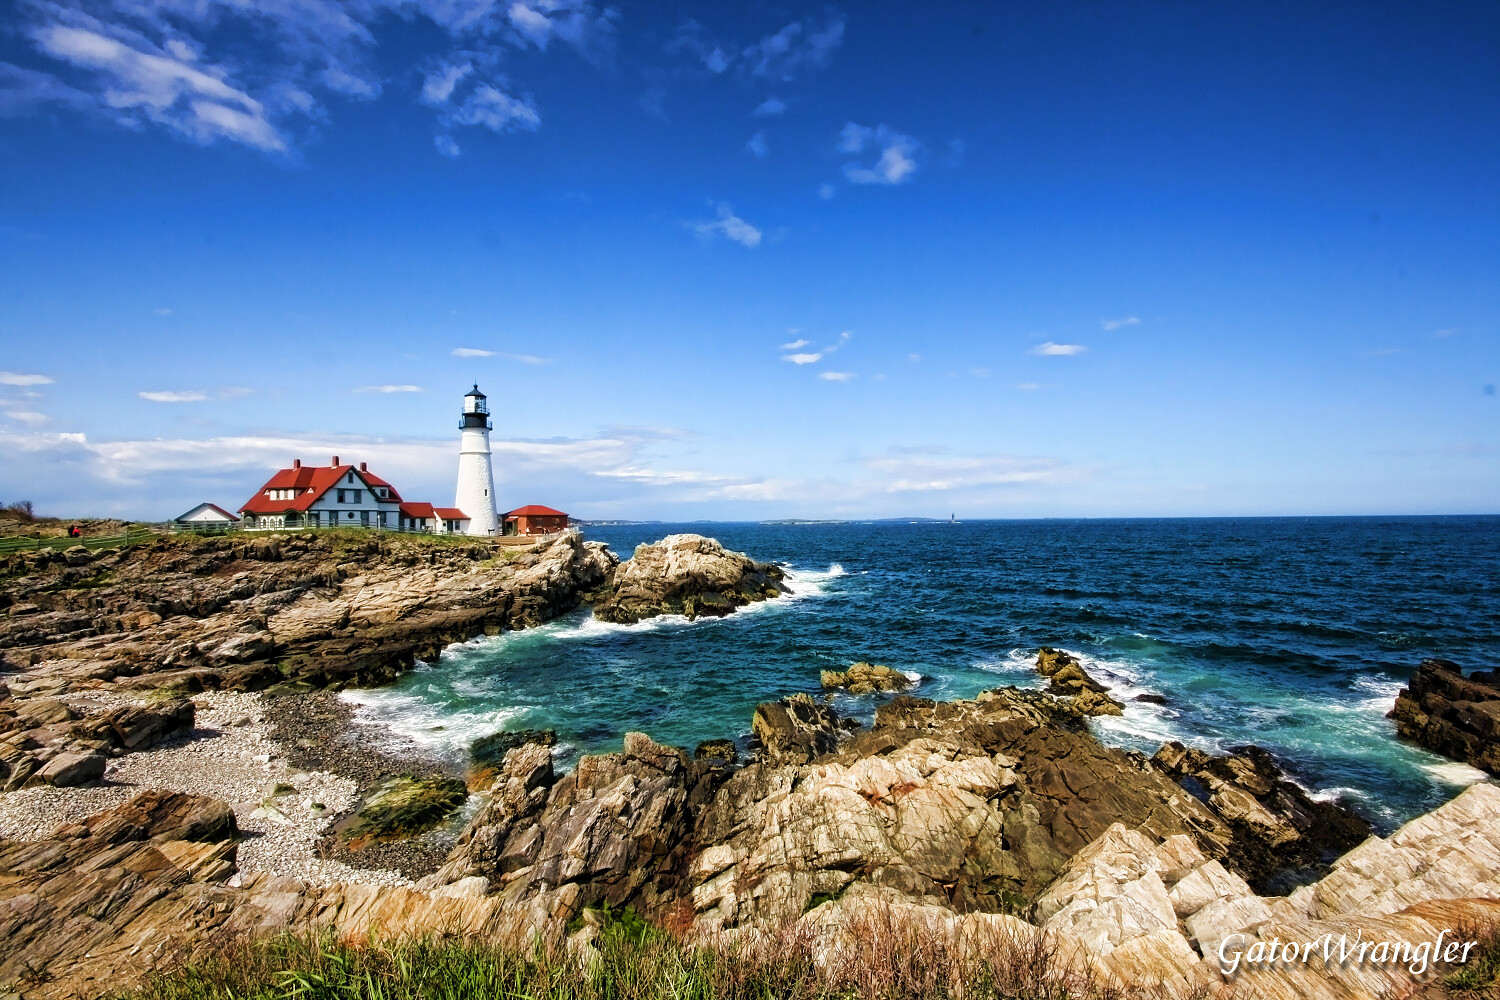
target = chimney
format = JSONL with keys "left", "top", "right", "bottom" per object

{"left": 293, "top": 459, "right": 301, "bottom": 469}
{"left": 360, "top": 462, "right": 367, "bottom": 472}
{"left": 331, "top": 456, "right": 340, "bottom": 467}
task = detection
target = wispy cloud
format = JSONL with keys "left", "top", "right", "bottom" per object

{"left": 4, "top": 410, "right": 50, "bottom": 426}
{"left": 741, "top": 14, "right": 845, "bottom": 82}
{"left": 452, "top": 347, "right": 496, "bottom": 357}
{"left": 217, "top": 387, "right": 253, "bottom": 399}
{"left": 353, "top": 385, "right": 424, "bottom": 393}
{"left": 688, "top": 202, "right": 762, "bottom": 248}
{"left": 1030, "top": 342, "right": 1086, "bottom": 356}
{"left": 154, "top": 307, "right": 172, "bottom": 316}
{"left": 746, "top": 130, "right": 769, "bottom": 159}
{"left": 753, "top": 97, "right": 786, "bottom": 116}
{"left": 818, "top": 371, "right": 855, "bottom": 382}
{"left": 781, "top": 338, "right": 810, "bottom": 350}
{"left": 139, "top": 390, "right": 208, "bottom": 402}
{"left": 818, "top": 183, "right": 836, "bottom": 200}
{"left": 782, "top": 352, "right": 822, "bottom": 365}
{"left": 1014, "top": 382, "right": 1041, "bottom": 390}
{"left": 501, "top": 353, "right": 552, "bottom": 365}
{"left": 1433, "top": 327, "right": 1459, "bottom": 338}
{"left": 839, "top": 123, "right": 919, "bottom": 185}
{"left": 5, "top": 0, "right": 615, "bottom": 154}
{"left": 863, "top": 449, "right": 1070, "bottom": 493}
{"left": 1101, "top": 316, "right": 1140, "bottom": 331}
{"left": 0, "top": 372, "right": 54, "bottom": 387}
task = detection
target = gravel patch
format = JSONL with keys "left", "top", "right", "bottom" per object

{"left": 0, "top": 691, "right": 412, "bottom": 888}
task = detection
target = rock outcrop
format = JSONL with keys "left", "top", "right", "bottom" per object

{"left": 6, "top": 720, "right": 1500, "bottom": 999}
{"left": 0, "top": 690, "right": 194, "bottom": 791}
{"left": 1390, "top": 658, "right": 1500, "bottom": 775}
{"left": 592, "top": 534, "right": 786, "bottom": 624}
{"left": 0, "top": 530, "right": 617, "bottom": 697}
{"left": 1152, "top": 742, "right": 1371, "bottom": 893}
{"left": 751, "top": 692, "right": 857, "bottom": 765}
{"left": 1035, "top": 647, "right": 1125, "bottom": 716}
{"left": 820, "top": 661, "right": 914, "bottom": 694}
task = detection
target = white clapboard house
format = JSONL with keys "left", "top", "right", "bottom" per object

{"left": 238, "top": 457, "right": 469, "bottom": 533}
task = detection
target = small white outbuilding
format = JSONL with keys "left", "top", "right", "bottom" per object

{"left": 174, "top": 502, "right": 240, "bottom": 527}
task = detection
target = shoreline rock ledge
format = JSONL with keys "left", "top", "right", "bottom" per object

{"left": 592, "top": 534, "right": 787, "bottom": 624}
{"left": 1390, "top": 658, "right": 1500, "bottom": 775}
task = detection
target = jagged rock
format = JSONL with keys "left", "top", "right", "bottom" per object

{"left": 1034, "top": 647, "right": 1125, "bottom": 716}
{"left": 107, "top": 698, "right": 196, "bottom": 750}
{"left": 820, "top": 661, "right": 913, "bottom": 695}
{"left": 1152, "top": 741, "right": 1371, "bottom": 892}
{"left": 35, "top": 750, "right": 105, "bottom": 787}
{"left": 0, "top": 529, "right": 617, "bottom": 698}
{"left": 1390, "top": 658, "right": 1500, "bottom": 775}
{"left": 751, "top": 693, "right": 856, "bottom": 765}
{"left": 592, "top": 534, "right": 786, "bottom": 624}
{"left": 467, "top": 728, "right": 557, "bottom": 789}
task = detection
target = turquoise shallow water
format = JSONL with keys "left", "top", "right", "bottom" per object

{"left": 343, "top": 516, "right": 1500, "bottom": 832}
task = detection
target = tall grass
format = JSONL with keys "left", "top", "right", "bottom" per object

{"left": 125, "top": 904, "right": 1188, "bottom": 1000}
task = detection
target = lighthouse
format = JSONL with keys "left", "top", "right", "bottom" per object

{"left": 454, "top": 385, "right": 499, "bottom": 536}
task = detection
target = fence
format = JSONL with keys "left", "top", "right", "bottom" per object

{"left": 0, "top": 526, "right": 161, "bottom": 556}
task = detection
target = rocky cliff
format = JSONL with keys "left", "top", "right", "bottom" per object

{"left": 592, "top": 534, "right": 787, "bottom": 624}
{"left": 4, "top": 693, "right": 1498, "bottom": 1000}
{"left": 0, "top": 530, "right": 617, "bottom": 698}
{"left": 1391, "top": 658, "right": 1500, "bottom": 776}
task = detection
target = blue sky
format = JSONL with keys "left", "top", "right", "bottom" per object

{"left": 1, "top": 1, "right": 1496, "bottom": 520}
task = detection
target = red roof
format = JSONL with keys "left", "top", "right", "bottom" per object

{"left": 504, "top": 505, "right": 568, "bottom": 518}
{"left": 240, "top": 461, "right": 401, "bottom": 515}
{"left": 434, "top": 507, "right": 468, "bottom": 520}
{"left": 399, "top": 501, "right": 436, "bottom": 519}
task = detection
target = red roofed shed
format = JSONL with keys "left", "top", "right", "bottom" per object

{"left": 503, "top": 504, "right": 568, "bottom": 536}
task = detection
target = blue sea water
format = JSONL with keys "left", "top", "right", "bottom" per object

{"left": 344, "top": 516, "right": 1500, "bottom": 832}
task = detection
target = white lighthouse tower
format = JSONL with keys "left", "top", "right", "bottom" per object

{"left": 455, "top": 384, "right": 499, "bottom": 536}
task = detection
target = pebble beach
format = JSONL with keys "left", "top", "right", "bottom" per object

{"left": 0, "top": 690, "right": 413, "bottom": 888}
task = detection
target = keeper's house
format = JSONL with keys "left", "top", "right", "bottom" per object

{"left": 503, "top": 504, "right": 569, "bottom": 536}
{"left": 239, "top": 457, "right": 469, "bottom": 533}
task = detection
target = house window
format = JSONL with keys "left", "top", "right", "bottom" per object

{"left": 352, "top": 490, "right": 362, "bottom": 503}
{"left": 336, "top": 489, "right": 345, "bottom": 502}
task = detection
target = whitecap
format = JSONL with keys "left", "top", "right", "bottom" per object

{"left": 1420, "top": 761, "right": 1491, "bottom": 787}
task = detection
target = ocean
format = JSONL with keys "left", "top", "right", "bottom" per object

{"left": 343, "top": 516, "right": 1500, "bottom": 832}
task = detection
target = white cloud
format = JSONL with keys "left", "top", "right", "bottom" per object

{"left": 434, "top": 134, "right": 461, "bottom": 157}
{"left": 742, "top": 15, "right": 845, "bottom": 81}
{"left": 818, "top": 183, "right": 835, "bottom": 200}
{"left": 353, "top": 385, "right": 424, "bottom": 393}
{"left": 907, "top": 353, "right": 921, "bottom": 362}
{"left": 863, "top": 450, "right": 1069, "bottom": 493}
{"left": 753, "top": 97, "right": 786, "bottom": 116}
{"left": 688, "top": 202, "right": 762, "bottom": 248}
{"left": 0, "top": 372, "right": 54, "bottom": 386}
{"left": 1030, "top": 342, "right": 1086, "bottom": 356}
{"left": 452, "top": 347, "right": 496, "bottom": 357}
{"left": 782, "top": 352, "right": 822, "bottom": 365}
{"left": 452, "top": 84, "right": 540, "bottom": 133}
{"left": 139, "top": 390, "right": 207, "bottom": 402}
{"left": 422, "top": 61, "right": 472, "bottom": 104}
{"left": 6, "top": 0, "right": 617, "bottom": 153}
{"left": 1014, "top": 382, "right": 1041, "bottom": 390}
{"left": 4, "top": 410, "right": 50, "bottom": 425}
{"left": 501, "top": 353, "right": 552, "bottom": 365}
{"left": 781, "top": 338, "right": 810, "bottom": 350}
{"left": 32, "top": 23, "right": 286, "bottom": 151}
{"left": 1101, "top": 316, "right": 1140, "bottom": 331}
{"left": 818, "top": 371, "right": 855, "bottom": 382}
{"left": 746, "top": 130, "right": 768, "bottom": 159}
{"left": 154, "top": 307, "right": 172, "bottom": 315}
{"left": 839, "top": 123, "right": 919, "bottom": 185}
